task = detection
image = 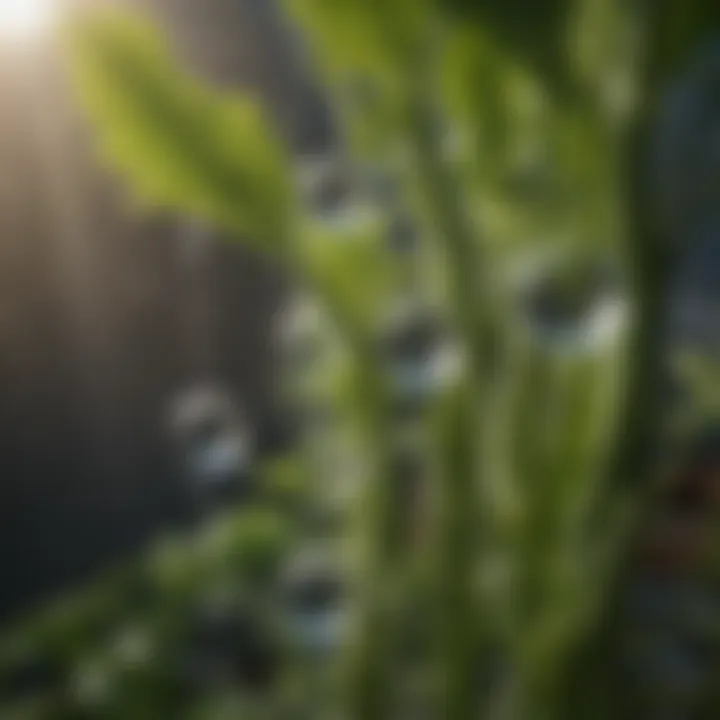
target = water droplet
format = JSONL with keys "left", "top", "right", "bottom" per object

{"left": 281, "top": 549, "right": 348, "bottom": 654}
{"left": 274, "top": 296, "right": 327, "bottom": 370}
{"left": 515, "top": 253, "right": 627, "bottom": 354}
{"left": 296, "top": 155, "right": 376, "bottom": 230}
{"left": 379, "top": 298, "right": 463, "bottom": 413}
{"left": 167, "top": 385, "right": 253, "bottom": 498}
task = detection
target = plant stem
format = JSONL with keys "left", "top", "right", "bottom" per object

{"left": 409, "top": 99, "right": 487, "bottom": 371}
{"left": 408, "top": 89, "right": 486, "bottom": 718}
{"left": 565, "top": 6, "right": 677, "bottom": 711}
{"left": 343, "top": 338, "right": 398, "bottom": 720}
{"left": 294, "top": 267, "right": 400, "bottom": 718}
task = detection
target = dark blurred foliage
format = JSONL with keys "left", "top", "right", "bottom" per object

{"left": 0, "top": 456, "right": 309, "bottom": 719}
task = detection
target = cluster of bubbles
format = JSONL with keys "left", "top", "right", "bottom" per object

{"left": 278, "top": 141, "right": 635, "bottom": 653}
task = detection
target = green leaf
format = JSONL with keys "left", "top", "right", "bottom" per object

{"left": 286, "top": 0, "right": 433, "bottom": 83}
{"left": 438, "top": 0, "right": 571, "bottom": 96}
{"left": 299, "top": 219, "right": 401, "bottom": 332}
{"left": 66, "top": 8, "right": 294, "bottom": 250}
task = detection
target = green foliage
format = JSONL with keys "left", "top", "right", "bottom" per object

{"left": 0, "top": 502, "right": 301, "bottom": 719}
{"left": 299, "top": 221, "right": 402, "bottom": 331}
{"left": 9, "top": 1, "right": 720, "bottom": 719}
{"left": 286, "top": 0, "right": 434, "bottom": 84}
{"left": 66, "top": 9, "right": 294, "bottom": 250}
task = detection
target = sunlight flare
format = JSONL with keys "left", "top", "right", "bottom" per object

{"left": 0, "top": 0, "right": 57, "bottom": 41}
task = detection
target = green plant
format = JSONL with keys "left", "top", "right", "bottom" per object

{"left": 56, "top": 1, "right": 720, "bottom": 718}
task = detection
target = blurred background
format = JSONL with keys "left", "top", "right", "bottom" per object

{"left": 2, "top": 1, "right": 720, "bottom": 718}
{"left": 0, "top": 0, "right": 328, "bottom": 622}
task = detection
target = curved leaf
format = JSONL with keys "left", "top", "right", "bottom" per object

{"left": 66, "top": 8, "right": 294, "bottom": 250}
